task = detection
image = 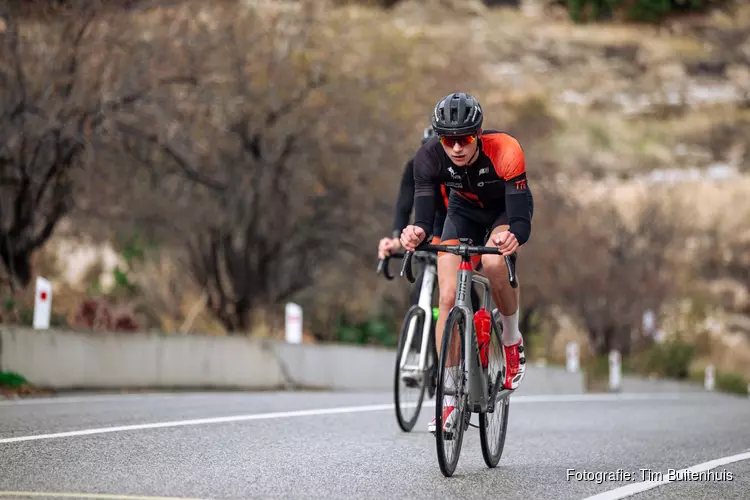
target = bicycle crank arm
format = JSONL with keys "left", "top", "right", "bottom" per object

{"left": 487, "top": 373, "right": 512, "bottom": 411}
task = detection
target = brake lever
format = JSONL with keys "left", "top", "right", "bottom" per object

{"left": 400, "top": 251, "right": 416, "bottom": 283}
{"left": 505, "top": 255, "right": 517, "bottom": 289}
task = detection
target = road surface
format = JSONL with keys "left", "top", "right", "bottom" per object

{"left": 0, "top": 387, "right": 748, "bottom": 500}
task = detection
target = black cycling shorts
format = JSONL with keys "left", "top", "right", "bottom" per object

{"left": 440, "top": 191, "right": 534, "bottom": 246}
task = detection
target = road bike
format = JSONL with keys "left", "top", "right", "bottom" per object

{"left": 400, "top": 238, "right": 517, "bottom": 477}
{"left": 377, "top": 250, "right": 439, "bottom": 433}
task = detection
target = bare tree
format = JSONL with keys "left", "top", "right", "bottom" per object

{"left": 79, "top": 0, "right": 490, "bottom": 335}
{"left": 514, "top": 176, "right": 573, "bottom": 349}
{"left": 0, "top": 3, "right": 193, "bottom": 293}
{"left": 694, "top": 211, "right": 750, "bottom": 315}
{"left": 551, "top": 196, "right": 690, "bottom": 356}
{"left": 101, "top": 3, "right": 379, "bottom": 332}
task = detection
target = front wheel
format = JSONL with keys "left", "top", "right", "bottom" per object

{"left": 435, "top": 307, "right": 468, "bottom": 477}
{"left": 479, "top": 318, "right": 510, "bottom": 468}
{"left": 393, "top": 305, "right": 427, "bottom": 432}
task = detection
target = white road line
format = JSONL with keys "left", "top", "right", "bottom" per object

{"left": 0, "top": 492, "right": 211, "bottom": 500}
{"left": 0, "top": 393, "right": 229, "bottom": 406}
{"left": 0, "top": 403, "right": 400, "bottom": 444}
{"left": 579, "top": 450, "right": 750, "bottom": 500}
{"left": 0, "top": 393, "right": 704, "bottom": 444}
{"left": 512, "top": 393, "right": 692, "bottom": 403}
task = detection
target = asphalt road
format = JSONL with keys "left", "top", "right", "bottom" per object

{"left": 0, "top": 387, "right": 748, "bottom": 500}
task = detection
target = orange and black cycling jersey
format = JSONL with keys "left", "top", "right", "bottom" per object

{"left": 391, "top": 157, "right": 450, "bottom": 239}
{"left": 413, "top": 130, "right": 532, "bottom": 244}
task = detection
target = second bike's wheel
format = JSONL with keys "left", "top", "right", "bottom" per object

{"left": 479, "top": 317, "right": 511, "bottom": 468}
{"left": 393, "top": 305, "right": 427, "bottom": 432}
{"left": 435, "top": 307, "right": 468, "bottom": 478}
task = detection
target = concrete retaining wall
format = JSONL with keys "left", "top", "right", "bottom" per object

{"left": 0, "top": 327, "right": 286, "bottom": 390}
{"left": 0, "top": 326, "right": 586, "bottom": 393}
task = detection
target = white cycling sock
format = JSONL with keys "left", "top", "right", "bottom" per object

{"left": 442, "top": 367, "right": 458, "bottom": 408}
{"left": 501, "top": 309, "right": 522, "bottom": 346}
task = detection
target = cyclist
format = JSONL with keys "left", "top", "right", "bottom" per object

{"left": 380, "top": 127, "right": 439, "bottom": 290}
{"left": 400, "top": 92, "right": 534, "bottom": 434}
{"left": 378, "top": 126, "right": 444, "bottom": 267}
{"left": 378, "top": 125, "right": 482, "bottom": 304}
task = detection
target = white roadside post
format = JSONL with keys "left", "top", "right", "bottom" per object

{"left": 643, "top": 309, "right": 667, "bottom": 344}
{"left": 642, "top": 309, "right": 655, "bottom": 335}
{"left": 566, "top": 342, "right": 580, "bottom": 373}
{"left": 704, "top": 364, "right": 715, "bottom": 391}
{"left": 33, "top": 277, "right": 52, "bottom": 330}
{"left": 285, "top": 302, "right": 303, "bottom": 344}
{"left": 609, "top": 350, "right": 622, "bottom": 392}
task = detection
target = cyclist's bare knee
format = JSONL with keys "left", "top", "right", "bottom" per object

{"left": 438, "top": 286, "right": 456, "bottom": 312}
{"left": 435, "top": 253, "right": 460, "bottom": 361}
{"left": 482, "top": 226, "right": 510, "bottom": 279}
{"left": 437, "top": 253, "right": 459, "bottom": 311}
{"left": 480, "top": 253, "right": 509, "bottom": 281}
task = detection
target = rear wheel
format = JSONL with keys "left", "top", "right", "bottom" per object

{"left": 479, "top": 317, "right": 510, "bottom": 467}
{"left": 435, "top": 307, "right": 468, "bottom": 477}
{"left": 393, "top": 305, "right": 427, "bottom": 432}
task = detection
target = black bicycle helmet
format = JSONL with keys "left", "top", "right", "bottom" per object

{"left": 421, "top": 125, "right": 436, "bottom": 144}
{"left": 431, "top": 92, "right": 483, "bottom": 136}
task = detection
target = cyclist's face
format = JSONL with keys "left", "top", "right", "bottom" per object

{"left": 439, "top": 133, "right": 479, "bottom": 166}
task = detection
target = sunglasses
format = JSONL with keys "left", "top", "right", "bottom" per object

{"left": 439, "top": 134, "right": 477, "bottom": 148}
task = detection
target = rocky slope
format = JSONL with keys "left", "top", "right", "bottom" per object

{"left": 381, "top": 1, "right": 750, "bottom": 372}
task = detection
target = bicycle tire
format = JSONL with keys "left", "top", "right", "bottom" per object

{"left": 393, "top": 305, "right": 427, "bottom": 432}
{"left": 435, "top": 307, "right": 468, "bottom": 477}
{"left": 479, "top": 318, "right": 510, "bottom": 468}
{"left": 426, "top": 315, "right": 438, "bottom": 400}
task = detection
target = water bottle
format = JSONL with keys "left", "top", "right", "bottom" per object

{"left": 474, "top": 308, "right": 491, "bottom": 369}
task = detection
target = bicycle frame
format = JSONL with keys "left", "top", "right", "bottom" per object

{"left": 398, "top": 254, "right": 437, "bottom": 379}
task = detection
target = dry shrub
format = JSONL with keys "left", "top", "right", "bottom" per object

{"left": 523, "top": 184, "right": 693, "bottom": 357}
{"left": 127, "top": 248, "right": 226, "bottom": 334}
{"left": 69, "top": 296, "right": 141, "bottom": 333}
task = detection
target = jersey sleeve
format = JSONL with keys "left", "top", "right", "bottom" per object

{"left": 505, "top": 170, "right": 532, "bottom": 245}
{"left": 412, "top": 147, "right": 440, "bottom": 239}
{"left": 486, "top": 134, "right": 533, "bottom": 245}
{"left": 391, "top": 158, "right": 415, "bottom": 237}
